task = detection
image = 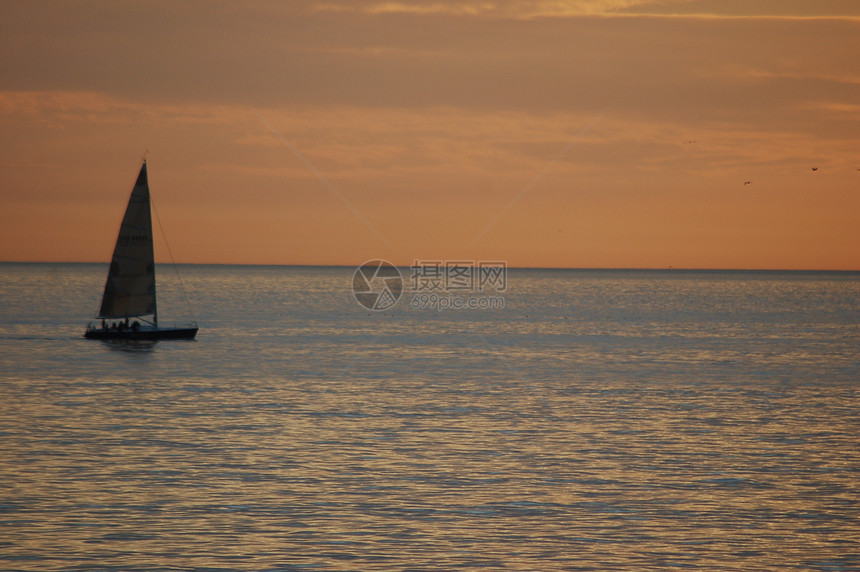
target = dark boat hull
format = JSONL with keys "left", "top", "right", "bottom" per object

{"left": 84, "top": 327, "right": 198, "bottom": 340}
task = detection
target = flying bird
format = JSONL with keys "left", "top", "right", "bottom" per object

{"left": 744, "top": 181, "right": 751, "bottom": 185}
{"left": 812, "top": 167, "right": 818, "bottom": 171}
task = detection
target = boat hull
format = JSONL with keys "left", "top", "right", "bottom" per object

{"left": 84, "top": 327, "right": 198, "bottom": 340}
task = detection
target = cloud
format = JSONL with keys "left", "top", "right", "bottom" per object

{"left": 2, "top": 4, "right": 857, "bottom": 127}
{"left": 315, "top": 0, "right": 680, "bottom": 18}
{"left": 312, "top": 0, "right": 860, "bottom": 19}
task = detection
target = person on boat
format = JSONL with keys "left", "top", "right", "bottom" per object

{"left": 131, "top": 321, "right": 139, "bottom": 332}
{"left": 101, "top": 319, "right": 106, "bottom": 330}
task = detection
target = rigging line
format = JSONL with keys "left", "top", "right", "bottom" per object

{"left": 254, "top": 111, "right": 393, "bottom": 249}
{"left": 150, "top": 191, "right": 197, "bottom": 324}
{"left": 467, "top": 109, "right": 605, "bottom": 248}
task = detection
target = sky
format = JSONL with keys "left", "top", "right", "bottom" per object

{"left": 1, "top": 0, "right": 858, "bottom": 269}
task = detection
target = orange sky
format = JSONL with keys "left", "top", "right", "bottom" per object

{"left": 1, "top": 1, "right": 859, "bottom": 269}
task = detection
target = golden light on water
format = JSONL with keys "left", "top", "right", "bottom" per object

{"left": 6, "top": 366, "right": 857, "bottom": 569}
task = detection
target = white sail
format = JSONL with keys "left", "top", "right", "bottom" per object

{"left": 96, "top": 163, "right": 157, "bottom": 321}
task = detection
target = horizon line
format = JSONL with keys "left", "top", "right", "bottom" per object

{"left": 2, "top": 260, "right": 858, "bottom": 273}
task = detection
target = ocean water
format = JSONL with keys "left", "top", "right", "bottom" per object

{"left": 0, "top": 263, "right": 858, "bottom": 571}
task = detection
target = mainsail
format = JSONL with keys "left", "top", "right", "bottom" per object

{"left": 97, "top": 163, "right": 157, "bottom": 322}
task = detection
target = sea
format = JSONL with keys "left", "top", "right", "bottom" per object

{"left": 0, "top": 262, "right": 858, "bottom": 571}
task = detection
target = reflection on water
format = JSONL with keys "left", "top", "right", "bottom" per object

{"left": 0, "top": 265, "right": 858, "bottom": 570}
{"left": 98, "top": 339, "right": 160, "bottom": 354}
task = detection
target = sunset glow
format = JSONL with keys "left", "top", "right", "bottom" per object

{"left": 2, "top": 1, "right": 858, "bottom": 269}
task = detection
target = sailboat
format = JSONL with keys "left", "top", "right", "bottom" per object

{"left": 84, "top": 161, "right": 198, "bottom": 340}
